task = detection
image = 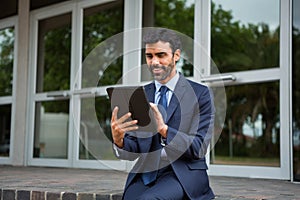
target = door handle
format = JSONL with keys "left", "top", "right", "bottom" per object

{"left": 72, "top": 88, "right": 97, "bottom": 96}
{"left": 46, "top": 91, "right": 69, "bottom": 97}
{"left": 201, "top": 74, "right": 236, "bottom": 82}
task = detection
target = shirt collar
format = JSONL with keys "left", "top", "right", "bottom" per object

{"left": 155, "top": 71, "right": 179, "bottom": 93}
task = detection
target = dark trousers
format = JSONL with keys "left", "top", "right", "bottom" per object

{"left": 123, "top": 164, "right": 186, "bottom": 200}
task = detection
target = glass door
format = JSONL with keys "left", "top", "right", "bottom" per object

{"left": 28, "top": 0, "right": 127, "bottom": 170}
{"left": 208, "top": 0, "right": 290, "bottom": 179}
{"left": 28, "top": 8, "right": 73, "bottom": 167}
{"left": 72, "top": 0, "right": 126, "bottom": 170}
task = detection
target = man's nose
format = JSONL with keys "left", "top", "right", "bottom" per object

{"left": 151, "top": 57, "right": 160, "bottom": 65}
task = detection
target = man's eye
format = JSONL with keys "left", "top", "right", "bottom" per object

{"left": 146, "top": 55, "right": 153, "bottom": 59}
{"left": 157, "top": 53, "right": 167, "bottom": 58}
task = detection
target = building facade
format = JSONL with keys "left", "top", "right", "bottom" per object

{"left": 0, "top": 0, "right": 299, "bottom": 182}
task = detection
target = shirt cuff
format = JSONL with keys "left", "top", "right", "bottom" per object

{"left": 113, "top": 143, "right": 121, "bottom": 157}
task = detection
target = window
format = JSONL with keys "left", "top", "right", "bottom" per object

{"left": 142, "top": 0, "right": 195, "bottom": 80}
{"left": 211, "top": 82, "right": 280, "bottom": 167}
{"left": 210, "top": 0, "right": 282, "bottom": 168}
{"left": 79, "top": 0, "right": 124, "bottom": 160}
{"left": 0, "top": 26, "right": 15, "bottom": 157}
{"left": 211, "top": 0, "right": 280, "bottom": 73}
{"left": 29, "top": 0, "right": 125, "bottom": 167}
{"left": 0, "top": 27, "right": 14, "bottom": 97}
{"left": 33, "top": 13, "right": 71, "bottom": 159}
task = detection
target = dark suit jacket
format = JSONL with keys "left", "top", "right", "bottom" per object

{"left": 115, "top": 74, "right": 215, "bottom": 200}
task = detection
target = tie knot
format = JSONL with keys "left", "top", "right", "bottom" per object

{"left": 159, "top": 86, "right": 168, "bottom": 95}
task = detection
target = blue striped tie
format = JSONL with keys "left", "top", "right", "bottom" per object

{"left": 158, "top": 86, "right": 168, "bottom": 110}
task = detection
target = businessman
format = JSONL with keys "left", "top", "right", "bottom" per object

{"left": 110, "top": 28, "right": 215, "bottom": 200}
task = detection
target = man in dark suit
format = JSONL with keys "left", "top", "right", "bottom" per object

{"left": 110, "top": 28, "right": 215, "bottom": 200}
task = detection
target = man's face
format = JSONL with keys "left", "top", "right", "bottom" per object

{"left": 145, "top": 41, "right": 180, "bottom": 84}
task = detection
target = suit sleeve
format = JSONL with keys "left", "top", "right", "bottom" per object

{"left": 112, "top": 132, "right": 140, "bottom": 161}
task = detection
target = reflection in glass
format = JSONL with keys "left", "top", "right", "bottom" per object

{"left": 79, "top": 96, "right": 116, "bottom": 160}
{"left": 211, "top": 82, "right": 280, "bottom": 167}
{"left": 33, "top": 100, "right": 69, "bottom": 159}
{"left": 211, "top": 0, "right": 280, "bottom": 73}
{"left": 82, "top": 1, "right": 123, "bottom": 87}
{"left": 292, "top": 0, "right": 300, "bottom": 182}
{"left": 0, "top": 104, "right": 11, "bottom": 157}
{"left": 36, "top": 13, "right": 71, "bottom": 93}
{"left": 0, "top": 27, "right": 14, "bottom": 96}
{"left": 0, "top": 26, "right": 13, "bottom": 157}
{"left": 141, "top": 0, "right": 195, "bottom": 81}
{"left": 143, "top": 0, "right": 194, "bottom": 38}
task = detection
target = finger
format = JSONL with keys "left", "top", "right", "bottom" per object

{"left": 111, "top": 106, "right": 119, "bottom": 121}
{"left": 118, "top": 112, "right": 132, "bottom": 123}
{"left": 123, "top": 125, "right": 139, "bottom": 132}
{"left": 149, "top": 102, "right": 155, "bottom": 107}
{"left": 149, "top": 102, "right": 156, "bottom": 110}
{"left": 111, "top": 120, "right": 122, "bottom": 134}
{"left": 119, "top": 120, "right": 138, "bottom": 129}
{"left": 150, "top": 103, "right": 160, "bottom": 114}
{"left": 150, "top": 103, "right": 164, "bottom": 123}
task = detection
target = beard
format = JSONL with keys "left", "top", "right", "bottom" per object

{"left": 149, "top": 63, "right": 174, "bottom": 82}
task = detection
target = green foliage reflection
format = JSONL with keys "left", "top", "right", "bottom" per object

{"left": 0, "top": 27, "right": 14, "bottom": 96}
{"left": 211, "top": 3, "right": 279, "bottom": 73}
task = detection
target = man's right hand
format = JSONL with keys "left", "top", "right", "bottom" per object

{"left": 110, "top": 106, "right": 138, "bottom": 148}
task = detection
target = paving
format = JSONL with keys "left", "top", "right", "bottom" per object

{"left": 0, "top": 165, "right": 299, "bottom": 200}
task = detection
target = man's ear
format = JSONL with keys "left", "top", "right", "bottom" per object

{"left": 174, "top": 49, "right": 181, "bottom": 62}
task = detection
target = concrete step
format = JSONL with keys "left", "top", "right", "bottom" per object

{"left": 0, "top": 166, "right": 299, "bottom": 200}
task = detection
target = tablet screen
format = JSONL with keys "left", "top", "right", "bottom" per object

{"left": 106, "top": 86, "right": 157, "bottom": 132}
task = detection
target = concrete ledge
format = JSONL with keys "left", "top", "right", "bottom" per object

{"left": 1, "top": 189, "right": 123, "bottom": 200}
{"left": 1, "top": 166, "right": 300, "bottom": 200}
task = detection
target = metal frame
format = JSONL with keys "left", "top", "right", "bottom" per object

{"left": 27, "top": 1, "right": 75, "bottom": 168}
{"left": 15, "top": 0, "right": 293, "bottom": 180}
{"left": 206, "top": 0, "right": 291, "bottom": 180}
{"left": 27, "top": 0, "right": 133, "bottom": 170}
{"left": 286, "top": 0, "right": 293, "bottom": 181}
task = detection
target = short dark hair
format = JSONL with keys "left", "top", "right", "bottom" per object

{"left": 143, "top": 28, "right": 182, "bottom": 52}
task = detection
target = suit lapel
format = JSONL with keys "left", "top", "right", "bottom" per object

{"left": 166, "top": 74, "right": 187, "bottom": 122}
{"left": 144, "top": 75, "right": 189, "bottom": 123}
{"left": 144, "top": 83, "right": 155, "bottom": 103}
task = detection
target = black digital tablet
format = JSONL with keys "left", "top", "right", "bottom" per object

{"left": 106, "top": 86, "right": 157, "bottom": 132}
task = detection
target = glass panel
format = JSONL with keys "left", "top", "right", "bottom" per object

{"left": 211, "top": 0, "right": 280, "bottom": 73}
{"left": 33, "top": 100, "right": 69, "bottom": 159}
{"left": 141, "top": 0, "right": 195, "bottom": 80}
{"left": 95, "top": 56, "right": 123, "bottom": 87}
{"left": 0, "top": 26, "right": 14, "bottom": 157}
{"left": 0, "top": 104, "right": 11, "bottom": 157}
{"left": 36, "top": 13, "right": 71, "bottom": 93}
{"left": 0, "top": 27, "right": 14, "bottom": 96}
{"left": 82, "top": 0, "right": 123, "bottom": 87}
{"left": 142, "top": 0, "right": 194, "bottom": 37}
{"left": 292, "top": 0, "right": 300, "bottom": 182}
{"left": 211, "top": 82, "right": 280, "bottom": 167}
{"left": 30, "top": 0, "right": 69, "bottom": 10}
{"left": 79, "top": 1, "right": 123, "bottom": 161}
{"left": 79, "top": 96, "right": 116, "bottom": 160}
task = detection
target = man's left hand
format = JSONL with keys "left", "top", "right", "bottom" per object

{"left": 149, "top": 102, "right": 168, "bottom": 138}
